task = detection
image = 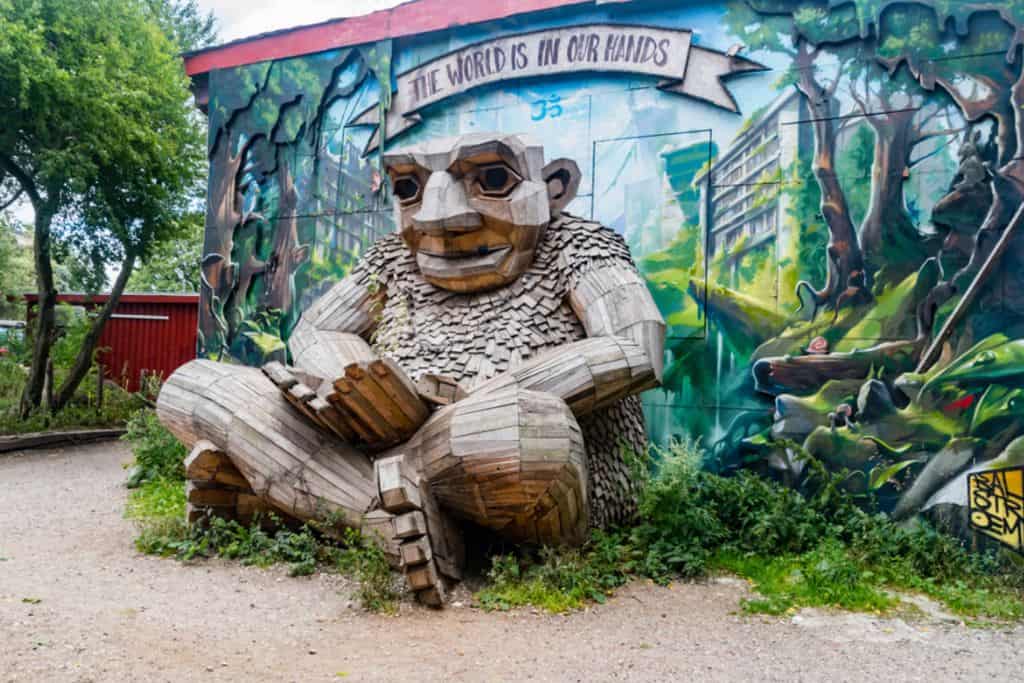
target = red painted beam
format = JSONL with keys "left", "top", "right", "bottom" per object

{"left": 183, "top": 0, "right": 593, "bottom": 76}
{"left": 23, "top": 293, "right": 199, "bottom": 306}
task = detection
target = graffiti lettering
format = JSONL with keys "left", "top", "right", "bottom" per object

{"left": 530, "top": 94, "right": 564, "bottom": 122}
{"left": 604, "top": 34, "right": 670, "bottom": 67}
{"left": 445, "top": 47, "right": 509, "bottom": 88}
{"left": 968, "top": 468, "right": 1024, "bottom": 553}
{"left": 537, "top": 38, "right": 561, "bottom": 67}
{"left": 566, "top": 33, "right": 601, "bottom": 64}
{"left": 409, "top": 69, "right": 441, "bottom": 102}
{"left": 351, "top": 24, "right": 759, "bottom": 152}
{"left": 511, "top": 42, "right": 528, "bottom": 70}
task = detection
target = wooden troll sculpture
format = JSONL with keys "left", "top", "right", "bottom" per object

{"left": 157, "top": 133, "right": 665, "bottom": 606}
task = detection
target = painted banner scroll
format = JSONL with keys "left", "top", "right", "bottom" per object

{"left": 352, "top": 24, "right": 765, "bottom": 151}
{"left": 968, "top": 468, "right": 1024, "bottom": 553}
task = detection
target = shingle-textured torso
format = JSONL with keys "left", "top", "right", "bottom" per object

{"left": 357, "top": 213, "right": 633, "bottom": 384}
{"left": 353, "top": 212, "right": 647, "bottom": 528}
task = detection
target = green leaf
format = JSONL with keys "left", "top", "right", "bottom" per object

{"left": 242, "top": 331, "right": 286, "bottom": 355}
{"left": 868, "top": 458, "right": 922, "bottom": 490}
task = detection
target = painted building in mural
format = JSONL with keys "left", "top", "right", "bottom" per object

{"left": 184, "top": 0, "right": 1024, "bottom": 552}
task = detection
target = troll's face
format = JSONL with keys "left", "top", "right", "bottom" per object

{"left": 383, "top": 133, "right": 580, "bottom": 293}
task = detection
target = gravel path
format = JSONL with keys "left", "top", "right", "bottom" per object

{"left": 1, "top": 441, "right": 1021, "bottom": 682}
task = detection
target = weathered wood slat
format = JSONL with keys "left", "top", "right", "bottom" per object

{"left": 157, "top": 360, "right": 382, "bottom": 540}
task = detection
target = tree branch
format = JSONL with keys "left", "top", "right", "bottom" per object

{"left": 913, "top": 126, "right": 967, "bottom": 145}
{"left": 849, "top": 78, "right": 869, "bottom": 117}
{"left": 0, "top": 187, "right": 24, "bottom": 213}
{"left": 0, "top": 154, "right": 40, "bottom": 209}
{"left": 908, "top": 133, "right": 962, "bottom": 168}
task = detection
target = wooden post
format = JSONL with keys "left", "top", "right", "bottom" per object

{"left": 96, "top": 363, "right": 104, "bottom": 412}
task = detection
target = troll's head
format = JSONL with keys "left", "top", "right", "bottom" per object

{"left": 383, "top": 133, "right": 581, "bottom": 293}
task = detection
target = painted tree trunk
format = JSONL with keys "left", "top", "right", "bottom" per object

{"left": 861, "top": 109, "right": 936, "bottom": 286}
{"left": 794, "top": 46, "right": 870, "bottom": 315}
{"left": 198, "top": 134, "right": 243, "bottom": 358}
{"left": 260, "top": 152, "right": 309, "bottom": 327}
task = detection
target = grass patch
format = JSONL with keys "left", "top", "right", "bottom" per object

{"left": 125, "top": 468, "right": 399, "bottom": 611}
{"left": 478, "top": 535, "right": 629, "bottom": 613}
{"left": 718, "top": 545, "right": 896, "bottom": 615}
{"left": 126, "top": 476, "right": 186, "bottom": 519}
{"left": 477, "top": 438, "right": 1024, "bottom": 621}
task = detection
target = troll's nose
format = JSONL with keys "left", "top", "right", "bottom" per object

{"left": 413, "top": 171, "right": 482, "bottom": 234}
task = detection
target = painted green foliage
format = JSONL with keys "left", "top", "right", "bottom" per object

{"left": 198, "top": 46, "right": 393, "bottom": 364}
{"left": 197, "top": 0, "right": 1024, "bottom": 549}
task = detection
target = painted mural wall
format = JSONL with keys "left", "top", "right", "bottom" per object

{"left": 197, "top": 0, "right": 1024, "bottom": 551}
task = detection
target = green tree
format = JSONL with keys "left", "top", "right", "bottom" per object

{"left": 0, "top": 218, "right": 34, "bottom": 318}
{"left": 128, "top": 212, "right": 203, "bottom": 292}
{"left": 0, "top": 0, "right": 205, "bottom": 415}
{"left": 146, "top": 0, "right": 217, "bottom": 52}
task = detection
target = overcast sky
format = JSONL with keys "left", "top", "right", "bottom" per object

{"left": 198, "top": 0, "right": 410, "bottom": 43}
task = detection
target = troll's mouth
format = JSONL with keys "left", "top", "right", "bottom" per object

{"left": 416, "top": 245, "right": 511, "bottom": 276}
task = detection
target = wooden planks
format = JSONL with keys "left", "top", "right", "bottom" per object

{"left": 183, "top": 442, "right": 282, "bottom": 527}
{"left": 374, "top": 452, "right": 460, "bottom": 607}
{"left": 470, "top": 335, "right": 658, "bottom": 416}
{"left": 0, "top": 428, "right": 126, "bottom": 454}
{"left": 157, "top": 360, "right": 380, "bottom": 534}
{"left": 264, "top": 359, "right": 430, "bottom": 452}
{"left": 416, "top": 373, "right": 468, "bottom": 406}
{"left": 377, "top": 387, "right": 589, "bottom": 547}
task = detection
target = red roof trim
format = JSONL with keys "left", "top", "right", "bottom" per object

{"left": 183, "top": 0, "right": 593, "bottom": 76}
{"left": 23, "top": 293, "right": 199, "bottom": 305}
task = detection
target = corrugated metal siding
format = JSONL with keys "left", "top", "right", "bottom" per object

{"left": 97, "top": 299, "right": 198, "bottom": 391}
{"left": 24, "top": 294, "right": 199, "bottom": 393}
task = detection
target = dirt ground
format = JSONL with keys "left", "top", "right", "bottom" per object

{"left": 1, "top": 441, "right": 1022, "bottom": 682}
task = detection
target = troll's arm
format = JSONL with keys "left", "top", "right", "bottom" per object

{"left": 471, "top": 261, "right": 665, "bottom": 415}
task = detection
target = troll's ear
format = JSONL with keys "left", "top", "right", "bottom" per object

{"left": 542, "top": 158, "right": 581, "bottom": 216}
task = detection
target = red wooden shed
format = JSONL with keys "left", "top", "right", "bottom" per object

{"left": 23, "top": 293, "right": 199, "bottom": 392}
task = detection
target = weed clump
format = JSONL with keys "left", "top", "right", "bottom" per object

{"left": 123, "top": 408, "right": 187, "bottom": 485}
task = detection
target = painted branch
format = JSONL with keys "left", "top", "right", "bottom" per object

{"left": 917, "top": 202, "right": 1024, "bottom": 373}
{"left": 752, "top": 339, "right": 921, "bottom": 396}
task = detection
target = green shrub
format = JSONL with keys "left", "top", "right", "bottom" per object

{"left": 0, "top": 357, "right": 25, "bottom": 408}
{"left": 0, "top": 340, "right": 142, "bottom": 436}
{"left": 476, "top": 438, "right": 1024, "bottom": 621}
{"left": 0, "top": 304, "right": 144, "bottom": 434}
{"left": 478, "top": 532, "right": 631, "bottom": 613}
{"left": 333, "top": 527, "right": 400, "bottom": 612}
{"left": 126, "top": 477, "right": 399, "bottom": 611}
{"left": 123, "top": 408, "right": 186, "bottom": 484}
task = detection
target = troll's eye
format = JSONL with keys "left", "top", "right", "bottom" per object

{"left": 393, "top": 175, "right": 422, "bottom": 203}
{"left": 476, "top": 163, "right": 521, "bottom": 197}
